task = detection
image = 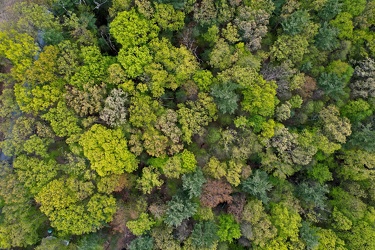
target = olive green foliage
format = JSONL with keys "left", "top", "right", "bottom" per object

{"left": 1, "top": 0, "right": 375, "bottom": 248}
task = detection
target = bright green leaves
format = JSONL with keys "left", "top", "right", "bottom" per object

{"left": 126, "top": 213, "right": 155, "bottom": 236}
{"left": 241, "top": 77, "right": 277, "bottom": 117}
{"left": 162, "top": 149, "right": 197, "bottom": 178}
{"left": 0, "top": 30, "right": 38, "bottom": 77}
{"left": 14, "top": 155, "right": 58, "bottom": 195}
{"left": 70, "top": 46, "right": 113, "bottom": 87}
{"left": 42, "top": 101, "right": 81, "bottom": 137}
{"left": 110, "top": 8, "right": 159, "bottom": 49}
{"left": 137, "top": 166, "right": 164, "bottom": 194}
{"left": 118, "top": 45, "right": 152, "bottom": 78}
{"left": 216, "top": 214, "right": 241, "bottom": 243}
{"left": 35, "top": 177, "right": 116, "bottom": 235}
{"left": 79, "top": 124, "right": 138, "bottom": 176}
{"left": 270, "top": 202, "right": 302, "bottom": 243}
{"left": 154, "top": 3, "right": 185, "bottom": 31}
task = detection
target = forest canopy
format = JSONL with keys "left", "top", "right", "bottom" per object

{"left": 1, "top": 0, "right": 375, "bottom": 249}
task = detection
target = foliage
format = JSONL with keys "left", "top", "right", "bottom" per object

{"left": 79, "top": 124, "right": 138, "bottom": 176}
{"left": 182, "top": 168, "right": 206, "bottom": 199}
{"left": 164, "top": 195, "right": 198, "bottom": 227}
{"left": 191, "top": 221, "right": 219, "bottom": 249}
{"left": 216, "top": 214, "right": 241, "bottom": 243}
{"left": 129, "top": 236, "right": 154, "bottom": 250}
{"left": 126, "top": 212, "right": 155, "bottom": 236}
{"left": 242, "top": 170, "right": 273, "bottom": 204}
{"left": 1, "top": 0, "right": 375, "bottom": 248}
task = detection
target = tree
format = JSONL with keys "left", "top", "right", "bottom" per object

{"left": 155, "top": 109, "right": 184, "bottom": 155}
{"left": 13, "top": 155, "right": 58, "bottom": 195}
{"left": 182, "top": 168, "right": 206, "bottom": 199}
{"left": 242, "top": 170, "right": 273, "bottom": 204}
{"left": 177, "top": 93, "right": 217, "bottom": 144}
{"left": 234, "top": 7, "right": 270, "bottom": 51}
{"left": 341, "top": 99, "right": 372, "bottom": 123}
{"left": 281, "top": 10, "right": 310, "bottom": 35}
{"left": 162, "top": 149, "right": 197, "bottom": 178}
{"left": 35, "top": 177, "right": 116, "bottom": 235}
{"left": 0, "top": 162, "right": 46, "bottom": 249}
{"left": 296, "top": 182, "right": 329, "bottom": 210}
{"left": 79, "top": 124, "right": 138, "bottom": 176}
{"left": 164, "top": 195, "right": 197, "bottom": 227}
{"left": 241, "top": 199, "right": 277, "bottom": 247}
{"left": 270, "top": 34, "right": 309, "bottom": 66}
{"left": 154, "top": 3, "right": 185, "bottom": 31}
{"left": 200, "top": 179, "right": 233, "bottom": 208}
{"left": 117, "top": 45, "right": 152, "bottom": 78}
{"left": 211, "top": 82, "right": 239, "bottom": 114}
{"left": 65, "top": 83, "right": 107, "bottom": 117}
{"left": 126, "top": 213, "right": 155, "bottom": 236}
{"left": 100, "top": 88, "right": 129, "bottom": 127}
{"left": 270, "top": 202, "right": 302, "bottom": 243}
{"left": 336, "top": 149, "right": 375, "bottom": 181}
{"left": 137, "top": 166, "right": 164, "bottom": 194}
{"left": 42, "top": 101, "right": 82, "bottom": 137}
{"left": 129, "top": 236, "right": 154, "bottom": 250}
{"left": 191, "top": 221, "right": 218, "bottom": 249}
{"left": 319, "top": 105, "right": 351, "bottom": 144}
{"left": 110, "top": 8, "right": 159, "bottom": 49}
{"left": 216, "top": 214, "right": 241, "bottom": 243}
{"left": 315, "top": 22, "right": 339, "bottom": 51}
{"left": 318, "top": 0, "right": 342, "bottom": 21}
{"left": 316, "top": 229, "right": 346, "bottom": 250}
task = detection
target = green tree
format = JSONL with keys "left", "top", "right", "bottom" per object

{"left": 79, "top": 124, "right": 138, "bottom": 176}
{"left": 177, "top": 93, "right": 217, "bottom": 144}
{"left": 242, "top": 170, "right": 273, "bottom": 204}
{"left": 241, "top": 199, "right": 277, "bottom": 247}
{"left": 154, "top": 3, "right": 185, "bottom": 31}
{"left": 129, "top": 236, "right": 154, "bottom": 250}
{"left": 191, "top": 221, "right": 219, "bottom": 249}
{"left": 162, "top": 149, "right": 197, "bottom": 178}
{"left": 35, "top": 178, "right": 116, "bottom": 235}
{"left": 137, "top": 166, "right": 164, "bottom": 194}
{"left": 164, "top": 195, "right": 197, "bottom": 227}
{"left": 211, "top": 82, "right": 239, "bottom": 114}
{"left": 42, "top": 101, "right": 82, "bottom": 137}
{"left": 182, "top": 168, "right": 206, "bottom": 199}
{"left": 296, "top": 182, "right": 329, "bottom": 210}
{"left": 270, "top": 202, "right": 302, "bottom": 243}
{"left": 341, "top": 99, "right": 372, "bottom": 123}
{"left": 315, "top": 22, "right": 339, "bottom": 51}
{"left": 319, "top": 105, "right": 351, "bottom": 144}
{"left": 281, "top": 10, "right": 310, "bottom": 35}
{"left": 110, "top": 8, "right": 159, "bottom": 49}
{"left": 14, "top": 155, "right": 58, "bottom": 195}
{"left": 216, "top": 214, "right": 241, "bottom": 243}
{"left": 126, "top": 213, "right": 155, "bottom": 236}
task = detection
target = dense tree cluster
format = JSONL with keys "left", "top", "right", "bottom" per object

{"left": 1, "top": 0, "right": 375, "bottom": 249}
